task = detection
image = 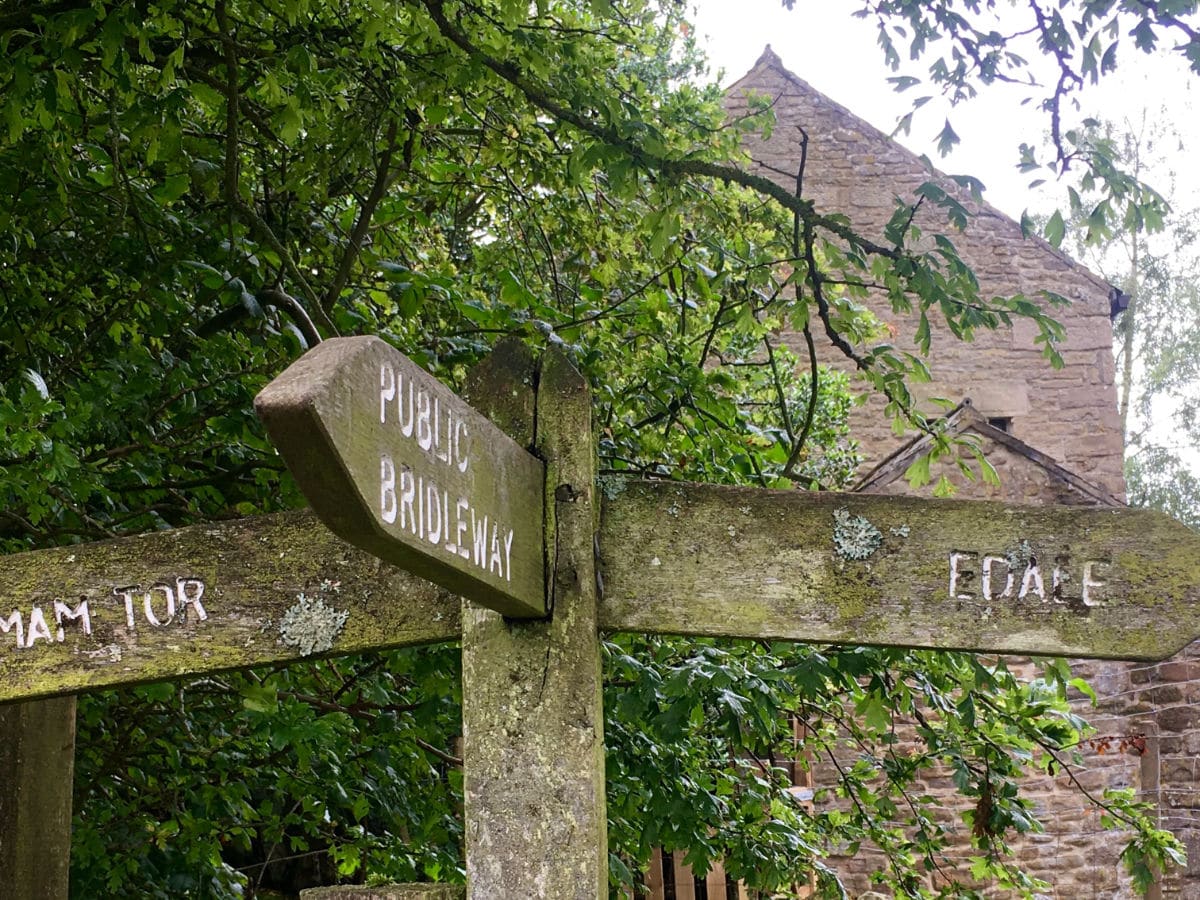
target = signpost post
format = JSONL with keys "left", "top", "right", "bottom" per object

{"left": 3, "top": 336, "right": 1200, "bottom": 899}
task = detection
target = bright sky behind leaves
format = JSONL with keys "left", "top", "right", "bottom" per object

{"left": 689, "top": 0, "right": 1200, "bottom": 472}
{"left": 689, "top": 0, "right": 1200, "bottom": 221}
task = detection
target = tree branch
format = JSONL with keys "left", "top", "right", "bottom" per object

{"left": 235, "top": 198, "right": 339, "bottom": 337}
{"left": 420, "top": 0, "right": 901, "bottom": 261}
{"left": 320, "top": 115, "right": 402, "bottom": 313}
{"left": 782, "top": 130, "right": 820, "bottom": 483}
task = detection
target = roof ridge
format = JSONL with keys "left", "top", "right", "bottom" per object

{"left": 854, "top": 401, "right": 1123, "bottom": 506}
{"left": 728, "top": 47, "right": 1114, "bottom": 297}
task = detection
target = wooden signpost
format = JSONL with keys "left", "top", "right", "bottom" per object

{"left": 3, "top": 336, "right": 1200, "bottom": 899}
{"left": 254, "top": 336, "right": 545, "bottom": 619}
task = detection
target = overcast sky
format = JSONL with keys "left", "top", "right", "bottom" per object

{"left": 687, "top": 1, "right": 1200, "bottom": 465}
{"left": 688, "top": 0, "right": 1200, "bottom": 221}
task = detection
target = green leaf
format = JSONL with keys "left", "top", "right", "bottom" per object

{"left": 1019, "top": 210, "right": 1036, "bottom": 238}
{"left": 1044, "top": 209, "right": 1066, "bottom": 247}
{"left": 151, "top": 173, "right": 190, "bottom": 204}
{"left": 277, "top": 100, "right": 303, "bottom": 142}
{"left": 1069, "top": 677, "right": 1098, "bottom": 703}
{"left": 936, "top": 118, "right": 960, "bottom": 155}
{"left": 887, "top": 75, "right": 921, "bottom": 92}
{"left": 904, "top": 453, "right": 932, "bottom": 488}
{"left": 240, "top": 683, "right": 277, "bottom": 713}
{"left": 859, "top": 694, "right": 891, "bottom": 732}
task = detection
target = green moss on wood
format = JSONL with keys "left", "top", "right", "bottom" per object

{"left": 0, "top": 510, "right": 459, "bottom": 703}
{"left": 301, "top": 886, "right": 465, "bottom": 900}
{"left": 598, "top": 480, "right": 1200, "bottom": 661}
{"left": 460, "top": 347, "right": 608, "bottom": 899}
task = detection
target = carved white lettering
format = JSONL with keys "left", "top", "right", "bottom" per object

{"left": 399, "top": 466, "right": 416, "bottom": 533}
{"left": 948, "top": 551, "right": 976, "bottom": 600}
{"left": 473, "top": 511, "right": 489, "bottom": 569}
{"left": 0, "top": 610, "right": 24, "bottom": 648}
{"left": 981, "top": 555, "right": 1012, "bottom": 601}
{"left": 54, "top": 599, "right": 92, "bottom": 640}
{"left": 416, "top": 389, "right": 433, "bottom": 450}
{"left": 426, "top": 483, "right": 443, "bottom": 546}
{"left": 375, "top": 365, "right": 528, "bottom": 587}
{"left": 176, "top": 578, "right": 208, "bottom": 622}
{"left": 455, "top": 421, "right": 469, "bottom": 473}
{"left": 948, "top": 549, "right": 1112, "bottom": 608}
{"left": 416, "top": 474, "right": 425, "bottom": 539}
{"left": 144, "top": 583, "right": 176, "bottom": 627}
{"left": 435, "top": 396, "right": 451, "bottom": 464}
{"left": 504, "top": 529, "right": 514, "bottom": 583}
{"left": 382, "top": 369, "right": 470, "bottom": 467}
{"left": 380, "top": 363, "right": 418, "bottom": 437}
{"left": 1083, "top": 560, "right": 1108, "bottom": 607}
{"left": 115, "top": 585, "right": 139, "bottom": 629}
{"left": 400, "top": 372, "right": 415, "bottom": 437}
{"left": 380, "top": 455, "right": 398, "bottom": 524}
{"left": 7, "top": 577, "right": 209, "bottom": 652}
{"left": 489, "top": 523, "right": 503, "bottom": 577}
{"left": 380, "top": 363, "right": 395, "bottom": 424}
{"left": 25, "top": 605, "right": 53, "bottom": 647}
{"left": 380, "top": 463, "right": 522, "bottom": 582}
{"left": 1051, "top": 565, "right": 1070, "bottom": 603}
{"left": 1019, "top": 562, "right": 1046, "bottom": 601}
{"left": 442, "top": 489, "right": 456, "bottom": 554}
{"left": 456, "top": 498, "right": 470, "bottom": 559}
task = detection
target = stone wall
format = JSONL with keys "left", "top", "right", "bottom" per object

{"left": 726, "top": 48, "right": 1126, "bottom": 500}
{"left": 727, "top": 48, "right": 1200, "bottom": 898}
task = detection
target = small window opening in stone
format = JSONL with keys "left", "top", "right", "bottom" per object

{"left": 987, "top": 416, "right": 1012, "bottom": 432}
{"left": 662, "top": 850, "right": 676, "bottom": 900}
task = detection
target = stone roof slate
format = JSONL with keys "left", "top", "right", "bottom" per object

{"left": 854, "top": 399, "right": 1124, "bottom": 506}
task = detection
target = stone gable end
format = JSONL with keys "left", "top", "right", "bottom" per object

{"left": 726, "top": 48, "right": 1126, "bottom": 500}
{"left": 868, "top": 429, "right": 1119, "bottom": 506}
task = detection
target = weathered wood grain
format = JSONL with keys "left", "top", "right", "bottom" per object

{"left": 0, "top": 510, "right": 459, "bottom": 703}
{"left": 598, "top": 480, "right": 1200, "bottom": 661}
{"left": 461, "top": 345, "right": 608, "bottom": 900}
{"left": 255, "top": 336, "right": 546, "bottom": 617}
{"left": 0, "top": 696, "right": 75, "bottom": 898}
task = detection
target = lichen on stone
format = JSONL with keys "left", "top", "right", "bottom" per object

{"left": 279, "top": 592, "right": 349, "bottom": 656}
{"left": 598, "top": 475, "right": 628, "bottom": 501}
{"left": 1006, "top": 539, "right": 1034, "bottom": 571}
{"left": 833, "top": 507, "right": 883, "bottom": 560}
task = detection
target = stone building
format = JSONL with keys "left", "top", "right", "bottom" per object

{"left": 714, "top": 47, "right": 1198, "bottom": 899}
{"left": 730, "top": 47, "right": 1127, "bottom": 502}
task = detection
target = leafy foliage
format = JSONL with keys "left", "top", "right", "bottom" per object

{"left": 0, "top": 0, "right": 1185, "bottom": 897}
{"left": 72, "top": 649, "right": 465, "bottom": 897}
{"left": 838, "top": 0, "right": 1191, "bottom": 248}
{"left": 1061, "top": 114, "right": 1200, "bottom": 528}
